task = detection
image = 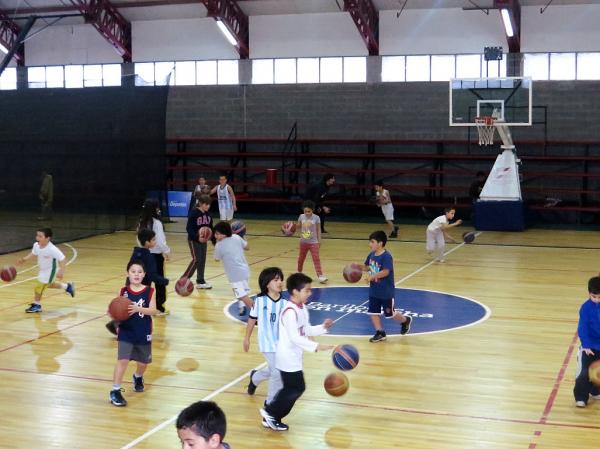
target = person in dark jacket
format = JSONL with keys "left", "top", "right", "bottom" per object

{"left": 181, "top": 194, "right": 214, "bottom": 290}
{"left": 304, "top": 173, "right": 335, "bottom": 233}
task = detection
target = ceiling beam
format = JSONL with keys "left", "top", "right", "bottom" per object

{"left": 200, "top": 0, "right": 249, "bottom": 59}
{"left": 344, "top": 0, "right": 379, "bottom": 56}
{"left": 0, "top": 11, "right": 24, "bottom": 65}
{"left": 495, "top": 0, "right": 520, "bottom": 53}
{"left": 68, "top": 0, "right": 132, "bottom": 62}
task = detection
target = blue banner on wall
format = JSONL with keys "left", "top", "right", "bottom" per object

{"left": 167, "top": 191, "right": 192, "bottom": 217}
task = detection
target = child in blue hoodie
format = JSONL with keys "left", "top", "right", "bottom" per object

{"left": 574, "top": 276, "right": 600, "bottom": 407}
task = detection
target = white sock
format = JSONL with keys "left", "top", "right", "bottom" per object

{"left": 60, "top": 283, "right": 68, "bottom": 290}
{"left": 112, "top": 384, "right": 121, "bottom": 391}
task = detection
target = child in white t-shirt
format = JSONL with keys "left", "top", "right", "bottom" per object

{"left": 374, "top": 180, "right": 398, "bottom": 238}
{"left": 426, "top": 207, "right": 462, "bottom": 263}
{"left": 17, "top": 227, "right": 75, "bottom": 313}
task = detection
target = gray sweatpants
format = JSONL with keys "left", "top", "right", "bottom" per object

{"left": 252, "top": 352, "right": 282, "bottom": 405}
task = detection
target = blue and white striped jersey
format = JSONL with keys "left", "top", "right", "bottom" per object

{"left": 249, "top": 294, "right": 288, "bottom": 353}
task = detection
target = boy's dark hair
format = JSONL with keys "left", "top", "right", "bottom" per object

{"left": 137, "top": 228, "right": 156, "bottom": 247}
{"left": 213, "top": 221, "right": 232, "bottom": 237}
{"left": 287, "top": 272, "right": 312, "bottom": 295}
{"left": 302, "top": 200, "right": 316, "bottom": 211}
{"left": 444, "top": 207, "right": 456, "bottom": 213}
{"left": 259, "top": 267, "right": 284, "bottom": 295}
{"left": 369, "top": 230, "right": 387, "bottom": 246}
{"left": 219, "top": 173, "right": 228, "bottom": 179}
{"left": 37, "top": 227, "right": 53, "bottom": 238}
{"left": 127, "top": 259, "right": 146, "bottom": 272}
{"left": 197, "top": 194, "right": 211, "bottom": 206}
{"left": 375, "top": 180, "right": 384, "bottom": 188}
{"left": 323, "top": 173, "right": 335, "bottom": 183}
{"left": 589, "top": 277, "right": 600, "bottom": 295}
{"left": 176, "top": 400, "right": 226, "bottom": 443}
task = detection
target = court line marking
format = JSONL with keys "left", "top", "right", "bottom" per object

{"left": 119, "top": 364, "right": 266, "bottom": 449}
{"left": 0, "top": 243, "right": 78, "bottom": 289}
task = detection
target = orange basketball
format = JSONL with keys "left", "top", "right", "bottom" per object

{"left": 324, "top": 372, "right": 349, "bottom": 397}
{"left": 198, "top": 227, "right": 213, "bottom": 243}
{"left": 1, "top": 265, "right": 17, "bottom": 282}
{"left": 589, "top": 360, "right": 600, "bottom": 386}
{"left": 175, "top": 277, "right": 194, "bottom": 296}
{"left": 108, "top": 296, "right": 131, "bottom": 321}
{"left": 342, "top": 263, "right": 363, "bottom": 283}
{"left": 281, "top": 221, "right": 297, "bottom": 236}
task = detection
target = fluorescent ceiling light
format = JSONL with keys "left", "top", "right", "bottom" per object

{"left": 501, "top": 9, "right": 514, "bottom": 37}
{"left": 216, "top": 20, "right": 237, "bottom": 46}
{"left": 0, "top": 42, "right": 9, "bottom": 54}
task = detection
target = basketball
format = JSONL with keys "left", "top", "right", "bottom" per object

{"left": 589, "top": 360, "right": 600, "bottom": 386}
{"left": 198, "top": 226, "right": 212, "bottom": 243}
{"left": 0, "top": 266, "right": 17, "bottom": 282}
{"left": 324, "top": 372, "right": 349, "bottom": 397}
{"left": 332, "top": 344, "right": 360, "bottom": 371}
{"left": 281, "top": 221, "right": 297, "bottom": 236}
{"left": 462, "top": 231, "right": 476, "bottom": 243}
{"left": 342, "top": 263, "right": 363, "bottom": 283}
{"left": 175, "top": 277, "right": 194, "bottom": 296}
{"left": 108, "top": 296, "right": 131, "bottom": 321}
{"left": 231, "top": 220, "right": 246, "bottom": 238}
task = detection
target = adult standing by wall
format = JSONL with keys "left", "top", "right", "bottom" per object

{"left": 305, "top": 173, "right": 335, "bottom": 234}
{"left": 138, "top": 198, "right": 171, "bottom": 315}
{"left": 39, "top": 172, "right": 54, "bottom": 220}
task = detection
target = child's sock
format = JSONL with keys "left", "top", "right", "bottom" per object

{"left": 112, "top": 384, "right": 121, "bottom": 391}
{"left": 59, "top": 283, "right": 68, "bottom": 290}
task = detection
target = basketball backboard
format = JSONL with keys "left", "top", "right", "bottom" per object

{"left": 449, "top": 77, "right": 532, "bottom": 126}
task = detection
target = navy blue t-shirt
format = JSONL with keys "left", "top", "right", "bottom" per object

{"left": 117, "top": 286, "right": 154, "bottom": 345}
{"left": 364, "top": 250, "right": 395, "bottom": 300}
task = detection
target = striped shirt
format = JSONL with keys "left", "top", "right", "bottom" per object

{"left": 249, "top": 294, "right": 288, "bottom": 353}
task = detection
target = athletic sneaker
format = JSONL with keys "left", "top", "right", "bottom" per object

{"left": 110, "top": 389, "right": 127, "bottom": 406}
{"left": 133, "top": 374, "right": 144, "bottom": 392}
{"left": 318, "top": 275, "right": 328, "bottom": 284}
{"left": 576, "top": 401, "right": 586, "bottom": 408}
{"left": 369, "top": 330, "right": 387, "bottom": 343}
{"left": 65, "top": 282, "right": 75, "bottom": 298}
{"left": 155, "top": 309, "right": 170, "bottom": 316}
{"left": 400, "top": 315, "right": 412, "bottom": 335}
{"left": 196, "top": 283, "right": 212, "bottom": 289}
{"left": 25, "top": 303, "right": 42, "bottom": 313}
{"left": 259, "top": 408, "right": 289, "bottom": 431}
{"left": 591, "top": 394, "right": 600, "bottom": 400}
{"left": 389, "top": 231, "right": 398, "bottom": 238}
{"left": 105, "top": 320, "right": 117, "bottom": 335}
{"left": 261, "top": 419, "right": 269, "bottom": 428}
{"left": 247, "top": 369, "right": 257, "bottom": 395}
{"left": 238, "top": 305, "right": 247, "bottom": 316}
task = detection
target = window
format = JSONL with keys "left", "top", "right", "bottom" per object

{"left": 456, "top": 54, "right": 480, "bottom": 78}
{"left": 297, "top": 58, "right": 319, "bottom": 84}
{"left": 217, "top": 60, "right": 238, "bottom": 85}
{"left": 343, "top": 57, "right": 366, "bottom": 83}
{"left": 102, "top": 64, "right": 121, "bottom": 86}
{"left": 406, "top": 55, "right": 430, "bottom": 82}
{"left": 0, "top": 67, "right": 17, "bottom": 90}
{"left": 155, "top": 62, "right": 175, "bottom": 86}
{"left": 28, "top": 67, "right": 46, "bottom": 88}
{"left": 134, "top": 63, "right": 155, "bottom": 86}
{"left": 83, "top": 65, "right": 103, "bottom": 87}
{"left": 196, "top": 60, "right": 217, "bottom": 85}
{"left": 431, "top": 55, "right": 455, "bottom": 81}
{"left": 252, "top": 59, "right": 273, "bottom": 84}
{"left": 46, "top": 66, "right": 64, "bottom": 88}
{"left": 320, "top": 57, "right": 343, "bottom": 83}
{"left": 175, "top": 61, "right": 196, "bottom": 85}
{"left": 275, "top": 58, "right": 296, "bottom": 84}
{"left": 577, "top": 53, "right": 600, "bottom": 80}
{"left": 524, "top": 53, "right": 549, "bottom": 80}
{"left": 65, "top": 65, "right": 83, "bottom": 88}
{"left": 549, "top": 53, "right": 576, "bottom": 80}
{"left": 381, "top": 56, "right": 405, "bottom": 82}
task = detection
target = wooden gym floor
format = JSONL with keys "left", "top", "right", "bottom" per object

{"left": 1, "top": 218, "right": 599, "bottom": 449}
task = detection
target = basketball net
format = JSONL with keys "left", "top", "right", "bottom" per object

{"left": 475, "top": 116, "right": 496, "bottom": 146}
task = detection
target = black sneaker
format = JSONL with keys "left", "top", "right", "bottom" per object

{"left": 389, "top": 231, "right": 398, "bottom": 238}
{"left": 247, "top": 369, "right": 257, "bottom": 395}
{"left": 400, "top": 315, "right": 412, "bottom": 335}
{"left": 65, "top": 282, "right": 75, "bottom": 298}
{"left": 109, "top": 389, "right": 127, "bottom": 406}
{"left": 259, "top": 408, "right": 289, "bottom": 431}
{"left": 369, "top": 330, "right": 387, "bottom": 343}
{"left": 105, "top": 320, "right": 117, "bottom": 335}
{"left": 25, "top": 303, "right": 42, "bottom": 313}
{"left": 133, "top": 374, "right": 144, "bottom": 392}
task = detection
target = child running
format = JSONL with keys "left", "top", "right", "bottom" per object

{"left": 17, "top": 227, "right": 75, "bottom": 313}
{"left": 244, "top": 267, "right": 287, "bottom": 406}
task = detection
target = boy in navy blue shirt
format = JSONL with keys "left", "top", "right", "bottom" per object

{"left": 361, "top": 230, "right": 412, "bottom": 342}
{"left": 574, "top": 276, "right": 600, "bottom": 407}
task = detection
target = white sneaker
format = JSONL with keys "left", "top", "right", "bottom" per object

{"left": 591, "top": 394, "right": 600, "bottom": 400}
{"left": 576, "top": 401, "right": 586, "bottom": 408}
{"left": 196, "top": 283, "right": 212, "bottom": 289}
{"left": 435, "top": 259, "right": 446, "bottom": 263}
{"left": 318, "top": 275, "right": 328, "bottom": 284}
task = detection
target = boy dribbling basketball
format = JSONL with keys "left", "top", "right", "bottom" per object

{"left": 426, "top": 207, "right": 462, "bottom": 263}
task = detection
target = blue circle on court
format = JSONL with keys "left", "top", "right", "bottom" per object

{"left": 225, "top": 286, "right": 490, "bottom": 337}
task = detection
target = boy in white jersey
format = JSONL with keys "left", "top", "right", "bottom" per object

{"left": 210, "top": 174, "right": 237, "bottom": 221}
{"left": 244, "top": 267, "right": 287, "bottom": 406}
{"left": 214, "top": 221, "right": 253, "bottom": 316}
{"left": 374, "top": 180, "right": 398, "bottom": 238}
{"left": 17, "top": 228, "right": 75, "bottom": 313}
{"left": 260, "top": 273, "right": 333, "bottom": 431}
{"left": 426, "top": 207, "right": 462, "bottom": 263}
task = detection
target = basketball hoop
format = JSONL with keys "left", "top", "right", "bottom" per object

{"left": 475, "top": 116, "right": 496, "bottom": 146}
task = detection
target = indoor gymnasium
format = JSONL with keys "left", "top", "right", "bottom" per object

{"left": 1, "top": 0, "right": 600, "bottom": 448}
